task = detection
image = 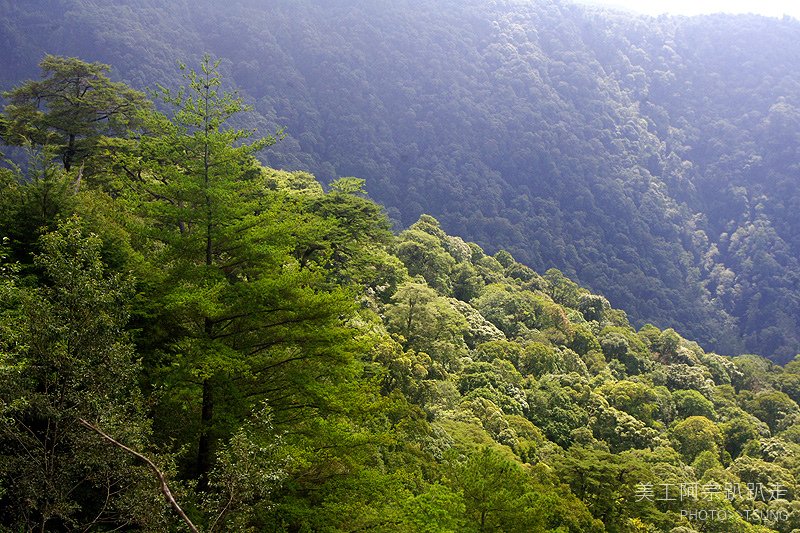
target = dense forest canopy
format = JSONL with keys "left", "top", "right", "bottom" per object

{"left": 3, "top": 47, "right": 800, "bottom": 531}
{"left": 2, "top": 0, "right": 800, "bottom": 362}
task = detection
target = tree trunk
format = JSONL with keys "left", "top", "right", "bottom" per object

{"left": 197, "top": 377, "right": 214, "bottom": 492}
{"left": 63, "top": 133, "right": 76, "bottom": 171}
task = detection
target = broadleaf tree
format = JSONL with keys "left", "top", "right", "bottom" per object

{"left": 0, "top": 217, "right": 166, "bottom": 531}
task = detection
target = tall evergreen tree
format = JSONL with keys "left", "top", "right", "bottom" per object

{"left": 126, "top": 56, "right": 361, "bottom": 491}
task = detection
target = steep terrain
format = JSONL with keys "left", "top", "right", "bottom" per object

{"left": 3, "top": 53, "right": 800, "bottom": 531}
{"left": 1, "top": 0, "right": 799, "bottom": 361}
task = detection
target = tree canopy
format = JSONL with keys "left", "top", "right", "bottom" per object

{"left": 5, "top": 0, "right": 799, "bottom": 360}
{"left": 2, "top": 51, "right": 800, "bottom": 532}
{"left": 2, "top": 54, "right": 149, "bottom": 172}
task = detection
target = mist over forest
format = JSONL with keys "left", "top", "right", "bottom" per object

{"left": 2, "top": 0, "right": 800, "bottom": 361}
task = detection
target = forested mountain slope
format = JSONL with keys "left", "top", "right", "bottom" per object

{"left": 1, "top": 0, "right": 799, "bottom": 361}
{"left": 4, "top": 53, "right": 800, "bottom": 531}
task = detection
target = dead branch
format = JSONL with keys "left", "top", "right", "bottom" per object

{"left": 78, "top": 418, "right": 200, "bottom": 533}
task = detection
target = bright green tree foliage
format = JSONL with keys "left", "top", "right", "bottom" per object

{"left": 123, "top": 56, "right": 361, "bottom": 493}
{"left": 449, "top": 447, "right": 601, "bottom": 532}
{"left": 555, "top": 446, "right": 654, "bottom": 531}
{"left": 671, "top": 416, "right": 724, "bottom": 463}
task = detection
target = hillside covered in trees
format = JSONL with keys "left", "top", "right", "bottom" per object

{"left": 1, "top": 0, "right": 799, "bottom": 362}
{"left": 2, "top": 54, "right": 800, "bottom": 532}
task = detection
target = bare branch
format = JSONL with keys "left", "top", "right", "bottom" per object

{"left": 78, "top": 418, "right": 200, "bottom": 533}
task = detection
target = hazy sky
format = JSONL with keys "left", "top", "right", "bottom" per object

{"left": 574, "top": 0, "right": 800, "bottom": 19}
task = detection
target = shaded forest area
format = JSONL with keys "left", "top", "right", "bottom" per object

{"left": 1, "top": 0, "right": 799, "bottom": 361}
